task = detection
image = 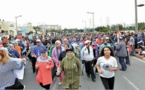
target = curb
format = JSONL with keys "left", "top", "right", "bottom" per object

{"left": 134, "top": 54, "right": 145, "bottom": 60}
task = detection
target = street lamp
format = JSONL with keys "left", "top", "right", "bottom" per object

{"left": 137, "top": 4, "right": 144, "bottom": 7}
{"left": 135, "top": 0, "right": 144, "bottom": 34}
{"left": 87, "top": 12, "right": 94, "bottom": 32}
{"left": 15, "top": 15, "right": 22, "bottom": 32}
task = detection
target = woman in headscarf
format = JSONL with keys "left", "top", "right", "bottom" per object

{"left": 52, "top": 40, "right": 64, "bottom": 85}
{"left": 56, "top": 48, "right": 81, "bottom": 90}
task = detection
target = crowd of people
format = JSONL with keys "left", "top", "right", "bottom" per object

{"left": 0, "top": 30, "right": 145, "bottom": 90}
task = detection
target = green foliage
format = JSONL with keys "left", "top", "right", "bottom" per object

{"left": 63, "top": 28, "right": 84, "bottom": 33}
{"left": 138, "top": 22, "right": 145, "bottom": 30}
{"left": 33, "top": 26, "right": 40, "bottom": 34}
{"left": 95, "top": 26, "right": 112, "bottom": 32}
{"left": 27, "top": 31, "right": 33, "bottom": 35}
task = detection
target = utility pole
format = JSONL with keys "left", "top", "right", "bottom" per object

{"left": 15, "top": 15, "right": 22, "bottom": 35}
{"left": 87, "top": 12, "right": 95, "bottom": 32}
{"left": 107, "top": 17, "right": 110, "bottom": 28}
{"left": 135, "top": 0, "right": 138, "bottom": 34}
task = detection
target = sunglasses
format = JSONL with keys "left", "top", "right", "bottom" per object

{"left": 36, "top": 42, "right": 40, "bottom": 43}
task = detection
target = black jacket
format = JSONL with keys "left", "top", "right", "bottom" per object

{"left": 59, "top": 51, "right": 66, "bottom": 61}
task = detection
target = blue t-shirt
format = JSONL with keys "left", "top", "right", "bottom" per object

{"left": 32, "top": 45, "right": 47, "bottom": 58}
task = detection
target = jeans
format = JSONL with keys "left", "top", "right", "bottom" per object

{"left": 119, "top": 57, "right": 127, "bottom": 70}
{"left": 130, "top": 45, "right": 135, "bottom": 56}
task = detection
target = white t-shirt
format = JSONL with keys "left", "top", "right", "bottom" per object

{"left": 97, "top": 56, "right": 118, "bottom": 78}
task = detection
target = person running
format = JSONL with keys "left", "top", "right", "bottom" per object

{"left": 32, "top": 39, "right": 47, "bottom": 73}
{"left": 0, "top": 50, "right": 26, "bottom": 90}
{"left": 81, "top": 40, "right": 96, "bottom": 82}
{"left": 56, "top": 48, "right": 81, "bottom": 90}
{"left": 35, "top": 50, "right": 54, "bottom": 90}
{"left": 96, "top": 46, "right": 118, "bottom": 90}
{"left": 52, "top": 40, "right": 64, "bottom": 85}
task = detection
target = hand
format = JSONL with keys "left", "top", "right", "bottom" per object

{"left": 57, "top": 68, "right": 60, "bottom": 71}
{"left": 56, "top": 71, "right": 60, "bottom": 76}
{"left": 46, "top": 66, "right": 49, "bottom": 69}
{"left": 98, "top": 70, "right": 103, "bottom": 74}
{"left": 32, "top": 54, "right": 36, "bottom": 58}
{"left": 108, "top": 67, "right": 113, "bottom": 71}
{"left": 35, "top": 64, "right": 39, "bottom": 68}
{"left": 22, "top": 58, "right": 26, "bottom": 62}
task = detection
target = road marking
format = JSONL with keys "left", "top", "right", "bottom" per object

{"left": 123, "top": 76, "right": 139, "bottom": 90}
{"left": 131, "top": 56, "right": 145, "bottom": 63}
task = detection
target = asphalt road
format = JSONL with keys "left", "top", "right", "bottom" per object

{"left": 20, "top": 56, "right": 145, "bottom": 90}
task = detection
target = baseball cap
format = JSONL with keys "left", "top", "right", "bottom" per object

{"left": 16, "top": 39, "right": 20, "bottom": 42}
{"left": 85, "top": 40, "right": 91, "bottom": 44}
{"left": 36, "top": 39, "right": 41, "bottom": 42}
{"left": 106, "top": 37, "right": 109, "bottom": 39}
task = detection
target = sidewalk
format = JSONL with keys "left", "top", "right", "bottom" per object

{"left": 134, "top": 53, "right": 145, "bottom": 60}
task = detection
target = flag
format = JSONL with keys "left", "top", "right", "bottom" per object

{"left": 116, "top": 25, "right": 120, "bottom": 34}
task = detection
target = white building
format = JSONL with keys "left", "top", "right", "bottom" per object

{"left": 38, "top": 25, "right": 61, "bottom": 32}
{"left": 0, "top": 20, "right": 17, "bottom": 36}
{"left": 18, "top": 22, "right": 35, "bottom": 36}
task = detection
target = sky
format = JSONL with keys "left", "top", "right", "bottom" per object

{"left": 0, "top": 0, "right": 145, "bottom": 29}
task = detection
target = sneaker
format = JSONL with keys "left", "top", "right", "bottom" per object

{"left": 92, "top": 79, "right": 96, "bottom": 82}
{"left": 23, "top": 85, "right": 25, "bottom": 90}
{"left": 58, "top": 82, "right": 62, "bottom": 85}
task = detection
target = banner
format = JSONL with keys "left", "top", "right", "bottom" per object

{"left": 10, "top": 58, "right": 26, "bottom": 80}
{"left": 116, "top": 25, "right": 121, "bottom": 43}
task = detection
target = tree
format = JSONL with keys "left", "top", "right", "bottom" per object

{"left": 46, "top": 29, "right": 49, "bottom": 34}
{"left": 27, "top": 31, "right": 33, "bottom": 35}
{"left": 118, "top": 24, "right": 123, "bottom": 30}
{"left": 111, "top": 25, "right": 116, "bottom": 31}
{"left": 33, "top": 26, "right": 40, "bottom": 34}
{"left": 138, "top": 22, "right": 145, "bottom": 30}
{"left": 95, "top": 26, "right": 109, "bottom": 32}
